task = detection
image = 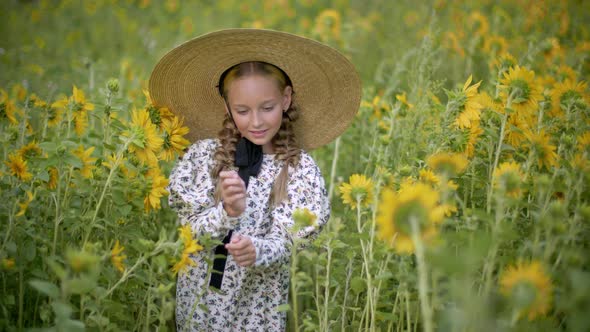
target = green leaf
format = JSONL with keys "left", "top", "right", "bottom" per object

{"left": 39, "top": 142, "right": 57, "bottom": 152}
{"left": 30, "top": 280, "right": 60, "bottom": 299}
{"left": 38, "top": 168, "right": 50, "bottom": 181}
{"left": 22, "top": 240, "right": 37, "bottom": 263}
{"left": 67, "top": 277, "right": 97, "bottom": 295}
{"left": 350, "top": 276, "right": 366, "bottom": 295}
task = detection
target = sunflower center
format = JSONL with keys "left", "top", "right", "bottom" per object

{"left": 48, "top": 107, "right": 58, "bottom": 121}
{"left": 512, "top": 281, "right": 538, "bottom": 309}
{"left": 393, "top": 200, "right": 429, "bottom": 235}
{"left": 147, "top": 106, "right": 162, "bottom": 126}
{"left": 510, "top": 79, "right": 531, "bottom": 102}
{"left": 560, "top": 90, "right": 582, "bottom": 107}
{"left": 74, "top": 102, "right": 84, "bottom": 112}
{"left": 162, "top": 132, "right": 172, "bottom": 150}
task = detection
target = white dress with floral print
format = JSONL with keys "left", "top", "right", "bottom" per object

{"left": 167, "top": 138, "right": 330, "bottom": 331}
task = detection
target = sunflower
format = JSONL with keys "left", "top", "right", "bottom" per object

{"left": 5, "top": 153, "right": 33, "bottom": 181}
{"left": 491, "top": 53, "right": 517, "bottom": 73}
{"left": 144, "top": 166, "right": 169, "bottom": 212}
{"left": 35, "top": 95, "right": 62, "bottom": 127}
{"left": 159, "top": 116, "right": 190, "bottom": 161}
{"left": 483, "top": 35, "right": 508, "bottom": 55}
{"left": 143, "top": 90, "right": 175, "bottom": 128}
{"left": 477, "top": 91, "right": 504, "bottom": 114}
{"left": 570, "top": 153, "right": 589, "bottom": 172}
{"left": 499, "top": 261, "right": 553, "bottom": 321}
{"left": 419, "top": 169, "right": 440, "bottom": 186}
{"left": 16, "top": 191, "right": 34, "bottom": 217}
{"left": 46, "top": 103, "right": 64, "bottom": 127}
{"left": 172, "top": 225, "right": 204, "bottom": 275}
{"left": 549, "top": 80, "right": 588, "bottom": 118}
{"left": 1, "top": 258, "right": 15, "bottom": 271}
{"left": 71, "top": 86, "right": 94, "bottom": 136}
{"left": 110, "top": 240, "right": 127, "bottom": 273}
{"left": 577, "top": 132, "right": 590, "bottom": 153}
{"left": 525, "top": 130, "right": 558, "bottom": 170}
{"left": 427, "top": 152, "right": 469, "bottom": 176}
{"left": 18, "top": 141, "right": 43, "bottom": 160}
{"left": 376, "top": 183, "right": 445, "bottom": 254}
{"left": 466, "top": 121, "right": 484, "bottom": 157}
{"left": 505, "top": 113, "right": 532, "bottom": 148}
{"left": 12, "top": 83, "right": 27, "bottom": 101}
{"left": 339, "top": 174, "right": 374, "bottom": 209}
{"left": 123, "top": 109, "right": 164, "bottom": 167}
{"left": 46, "top": 167, "right": 58, "bottom": 190}
{"left": 493, "top": 161, "right": 524, "bottom": 198}
{"left": 1, "top": 89, "right": 19, "bottom": 125}
{"left": 454, "top": 75, "right": 483, "bottom": 129}
{"left": 468, "top": 11, "right": 489, "bottom": 36}
{"left": 396, "top": 92, "right": 414, "bottom": 109}
{"left": 314, "top": 9, "right": 342, "bottom": 41}
{"left": 361, "top": 95, "right": 391, "bottom": 121}
{"left": 499, "top": 66, "right": 543, "bottom": 116}
{"left": 556, "top": 65, "right": 577, "bottom": 83}
{"left": 73, "top": 145, "right": 97, "bottom": 179}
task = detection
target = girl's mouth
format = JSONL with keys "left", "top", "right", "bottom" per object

{"left": 250, "top": 130, "right": 267, "bottom": 138}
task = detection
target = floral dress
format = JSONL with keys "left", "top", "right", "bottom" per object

{"left": 167, "top": 138, "right": 330, "bottom": 331}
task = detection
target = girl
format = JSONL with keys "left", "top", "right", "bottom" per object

{"left": 149, "top": 29, "right": 361, "bottom": 331}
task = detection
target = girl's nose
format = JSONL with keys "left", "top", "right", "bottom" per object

{"left": 251, "top": 111, "right": 263, "bottom": 127}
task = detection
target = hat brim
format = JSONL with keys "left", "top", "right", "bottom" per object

{"left": 149, "top": 28, "right": 361, "bottom": 150}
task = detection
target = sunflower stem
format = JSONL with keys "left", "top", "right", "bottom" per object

{"left": 83, "top": 138, "right": 132, "bottom": 246}
{"left": 357, "top": 197, "right": 375, "bottom": 331}
{"left": 290, "top": 238, "right": 300, "bottom": 332}
{"left": 327, "top": 136, "right": 340, "bottom": 202}
{"left": 487, "top": 93, "right": 513, "bottom": 213}
{"left": 410, "top": 217, "right": 433, "bottom": 332}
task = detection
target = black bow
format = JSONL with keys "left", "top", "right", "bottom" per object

{"left": 209, "top": 137, "right": 263, "bottom": 289}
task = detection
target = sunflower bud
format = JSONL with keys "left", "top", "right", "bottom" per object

{"left": 107, "top": 78, "right": 120, "bottom": 93}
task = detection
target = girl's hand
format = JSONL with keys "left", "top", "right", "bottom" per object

{"left": 225, "top": 233, "right": 256, "bottom": 267}
{"left": 219, "top": 170, "right": 246, "bottom": 217}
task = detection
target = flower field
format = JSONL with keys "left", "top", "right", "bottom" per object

{"left": 1, "top": 0, "right": 589, "bottom": 331}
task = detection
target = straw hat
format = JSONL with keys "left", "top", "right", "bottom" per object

{"left": 149, "top": 28, "right": 361, "bottom": 150}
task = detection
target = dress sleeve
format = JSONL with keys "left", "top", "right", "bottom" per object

{"left": 250, "top": 153, "right": 331, "bottom": 268}
{"left": 167, "top": 139, "right": 240, "bottom": 239}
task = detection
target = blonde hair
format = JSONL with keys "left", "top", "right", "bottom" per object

{"left": 211, "top": 62, "right": 301, "bottom": 207}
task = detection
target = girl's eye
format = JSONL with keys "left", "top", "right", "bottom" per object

{"left": 263, "top": 106, "right": 274, "bottom": 111}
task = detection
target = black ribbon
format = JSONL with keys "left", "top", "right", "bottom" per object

{"left": 209, "top": 137, "right": 263, "bottom": 289}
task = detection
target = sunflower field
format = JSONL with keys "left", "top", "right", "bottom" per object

{"left": 1, "top": 0, "right": 589, "bottom": 331}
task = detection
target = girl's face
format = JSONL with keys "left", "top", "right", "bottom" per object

{"left": 225, "top": 74, "right": 292, "bottom": 154}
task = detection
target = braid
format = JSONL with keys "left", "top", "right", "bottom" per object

{"left": 212, "top": 113, "right": 240, "bottom": 203}
{"left": 270, "top": 104, "right": 301, "bottom": 207}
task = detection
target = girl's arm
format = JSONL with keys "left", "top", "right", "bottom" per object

{"left": 250, "top": 153, "right": 331, "bottom": 268}
{"left": 167, "top": 140, "right": 240, "bottom": 239}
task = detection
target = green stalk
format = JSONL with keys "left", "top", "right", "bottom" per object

{"left": 486, "top": 93, "right": 514, "bottom": 213}
{"left": 327, "top": 137, "right": 340, "bottom": 202}
{"left": 83, "top": 138, "right": 131, "bottom": 246}
{"left": 18, "top": 267, "right": 24, "bottom": 330}
{"left": 290, "top": 240, "right": 300, "bottom": 332}
{"left": 356, "top": 197, "right": 375, "bottom": 331}
{"left": 323, "top": 241, "right": 333, "bottom": 330}
{"left": 410, "top": 217, "right": 433, "bottom": 332}
{"left": 340, "top": 258, "right": 353, "bottom": 332}
{"left": 481, "top": 194, "right": 505, "bottom": 295}
{"left": 405, "top": 288, "right": 411, "bottom": 332}
{"left": 144, "top": 271, "right": 152, "bottom": 332}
